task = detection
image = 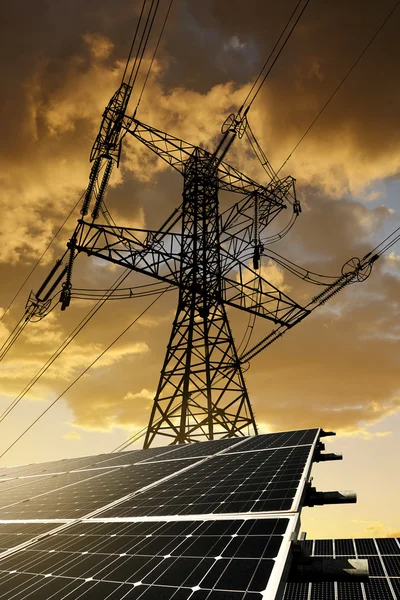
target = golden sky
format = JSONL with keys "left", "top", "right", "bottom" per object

{"left": 0, "top": 0, "right": 399, "bottom": 538}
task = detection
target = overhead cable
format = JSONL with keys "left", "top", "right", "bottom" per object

{"left": 126, "top": 0, "right": 161, "bottom": 89}
{"left": 277, "top": 0, "right": 400, "bottom": 173}
{"left": 121, "top": 0, "right": 149, "bottom": 85}
{"left": 0, "top": 193, "right": 83, "bottom": 324}
{"left": 0, "top": 290, "right": 166, "bottom": 460}
{"left": 241, "top": 0, "right": 310, "bottom": 112}
{"left": 0, "top": 269, "right": 132, "bottom": 425}
{"left": 135, "top": 0, "right": 174, "bottom": 115}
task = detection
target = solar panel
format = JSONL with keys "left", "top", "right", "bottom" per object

{"left": 223, "top": 429, "right": 319, "bottom": 453}
{"left": 284, "top": 536, "right": 400, "bottom": 600}
{"left": 0, "top": 459, "right": 202, "bottom": 520}
{"left": 102, "top": 445, "right": 313, "bottom": 518}
{"left": 138, "top": 437, "right": 246, "bottom": 462}
{"left": 0, "top": 429, "right": 322, "bottom": 599}
{"left": 0, "top": 516, "right": 297, "bottom": 599}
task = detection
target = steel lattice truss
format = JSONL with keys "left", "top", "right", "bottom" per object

{"left": 65, "top": 99, "right": 307, "bottom": 446}
{"left": 28, "top": 84, "right": 314, "bottom": 447}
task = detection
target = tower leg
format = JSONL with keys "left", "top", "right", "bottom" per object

{"left": 143, "top": 148, "right": 257, "bottom": 448}
{"left": 143, "top": 299, "right": 257, "bottom": 448}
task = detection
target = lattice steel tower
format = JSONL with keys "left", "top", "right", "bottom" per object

{"left": 29, "top": 82, "right": 310, "bottom": 448}
{"left": 145, "top": 149, "right": 256, "bottom": 447}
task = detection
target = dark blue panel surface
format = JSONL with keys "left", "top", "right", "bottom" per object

{"left": 0, "top": 518, "right": 289, "bottom": 599}
{"left": 102, "top": 446, "right": 311, "bottom": 518}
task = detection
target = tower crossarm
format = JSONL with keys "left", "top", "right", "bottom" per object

{"left": 73, "top": 220, "right": 184, "bottom": 287}
{"left": 222, "top": 260, "right": 308, "bottom": 325}
{"left": 127, "top": 119, "right": 287, "bottom": 200}
{"left": 127, "top": 119, "right": 196, "bottom": 175}
{"left": 239, "top": 252, "right": 380, "bottom": 364}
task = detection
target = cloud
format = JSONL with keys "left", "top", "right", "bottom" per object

{"left": 0, "top": 0, "right": 399, "bottom": 449}
{"left": 124, "top": 388, "right": 155, "bottom": 402}
{"left": 352, "top": 520, "right": 400, "bottom": 538}
{"left": 335, "top": 429, "right": 392, "bottom": 440}
{"left": 62, "top": 431, "right": 81, "bottom": 440}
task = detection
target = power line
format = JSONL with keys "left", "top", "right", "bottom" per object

{"left": 0, "top": 269, "right": 132, "bottom": 424}
{"left": 242, "top": 0, "right": 310, "bottom": 112}
{"left": 135, "top": 0, "right": 174, "bottom": 115}
{"left": 121, "top": 0, "right": 149, "bottom": 84}
{"left": 0, "top": 290, "right": 166, "bottom": 461}
{"left": 111, "top": 423, "right": 149, "bottom": 452}
{"left": 127, "top": 0, "right": 160, "bottom": 89}
{"left": 277, "top": 0, "right": 400, "bottom": 174}
{"left": 0, "top": 194, "right": 82, "bottom": 324}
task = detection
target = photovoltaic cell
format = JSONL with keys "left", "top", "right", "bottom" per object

{"left": 364, "top": 578, "right": 394, "bottom": 600}
{"left": 310, "top": 581, "right": 334, "bottom": 600}
{"left": 314, "top": 539, "right": 333, "bottom": 556}
{"left": 102, "top": 445, "right": 312, "bottom": 518}
{"left": 0, "top": 430, "right": 322, "bottom": 599}
{"left": 0, "top": 517, "right": 293, "bottom": 599}
{"left": 355, "top": 538, "right": 378, "bottom": 555}
{"left": 0, "top": 523, "right": 57, "bottom": 552}
{"left": 337, "top": 582, "right": 364, "bottom": 600}
{"left": 335, "top": 539, "right": 356, "bottom": 556}
{"left": 284, "top": 537, "right": 400, "bottom": 600}
{"left": 284, "top": 582, "right": 309, "bottom": 600}
{"left": 376, "top": 538, "right": 400, "bottom": 555}
{"left": 224, "top": 429, "right": 319, "bottom": 453}
{"left": 384, "top": 556, "right": 400, "bottom": 577}
{"left": 0, "top": 459, "right": 200, "bottom": 520}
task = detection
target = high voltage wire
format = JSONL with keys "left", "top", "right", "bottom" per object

{"left": 277, "top": 0, "right": 400, "bottom": 173}
{"left": 0, "top": 290, "right": 166, "bottom": 461}
{"left": 121, "top": 0, "right": 149, "bottom": 84}
{"left": 135, "top": 0, "right": 174, "bottom": 115}
{"left": 111, "top": 422, "right": 150, "bottom": 452}
{"left": 0, "top": 193, "right": 83, "bottom": 325}
{"left": 241, "top": 0, "right": 310, "bottom": 112}
{"left": 0, "top": 269, "right": 132, "bottom": 424}
{"left": 0, "top": 0, "right": 172, "bottom": 377}
{"left": 125, "top": 0, "right": 161, "bottom": 90}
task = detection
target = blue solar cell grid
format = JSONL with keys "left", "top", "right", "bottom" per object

{"left": 0, "top": 429, "right": 321, "bottom": 599}
{"left": 284, "top": 537, "right": 400, "bottom": 600}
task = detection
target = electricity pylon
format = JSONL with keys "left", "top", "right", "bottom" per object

{"left": 27, "top": 83, "right": 311, "bottom": 447}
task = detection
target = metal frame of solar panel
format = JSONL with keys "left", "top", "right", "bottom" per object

{"left": 0, "top": 428, "right": 321, "bottom": 599}
{"left": 283, "top": 537, "right": 400, "bottom": 600}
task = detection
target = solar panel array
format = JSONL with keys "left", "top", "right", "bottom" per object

{"left": 283, "top": 537, "right": 400, "bottom": 600}
{"left": 0, "top": 429, "right": 320, "bottom": 599}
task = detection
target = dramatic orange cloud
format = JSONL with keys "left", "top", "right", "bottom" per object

{"left": 0, "top": 0, "right": 399, "bottom": 538}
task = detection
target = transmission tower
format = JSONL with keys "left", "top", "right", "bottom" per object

{"left": 27, "top": 79, "right": 376, "bottom": 448}
{"left": 27, "top": 81, "right": 305, "bottom": 446}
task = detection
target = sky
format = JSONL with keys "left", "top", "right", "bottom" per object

{"left": 0, "top": 0, "right": 399, "bottom": 539}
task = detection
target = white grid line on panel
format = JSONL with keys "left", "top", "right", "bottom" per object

{"left": 0, "top": 451, "right": 223, "bottom": 561}
{"left": 0, "top": 514, "right": 299, "bottom": 600}
{"left": 373, "top": 538, "right": 397, "bottom": 600}
{"left": 0, "top": 467, "right": 123, "bottom": 512}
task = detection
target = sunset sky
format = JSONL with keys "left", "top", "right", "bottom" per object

{"left": 0, "top": 0, "right": 399, "bottom": 540}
